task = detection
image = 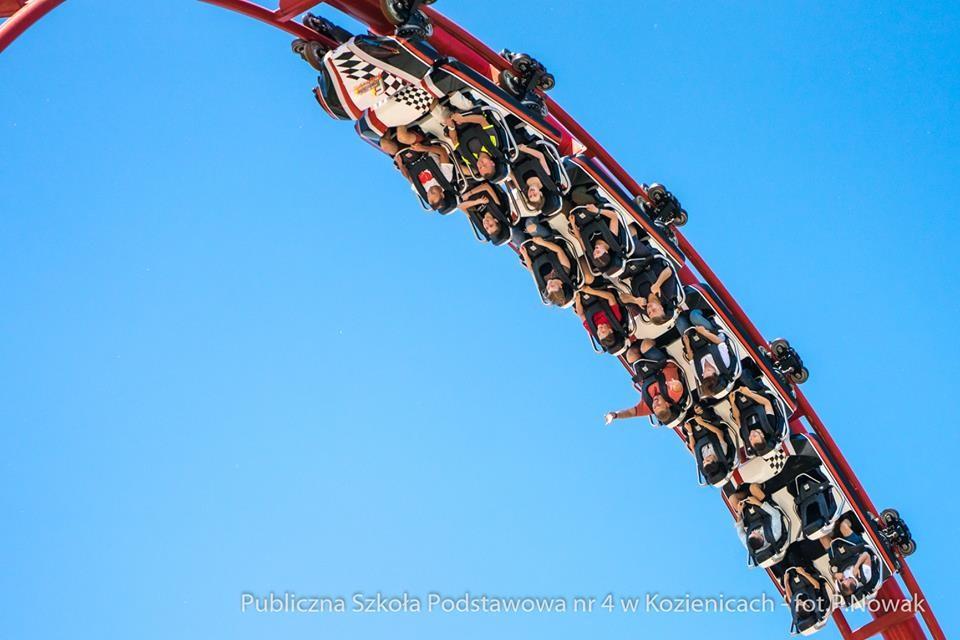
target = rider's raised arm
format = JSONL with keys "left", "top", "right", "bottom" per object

{"left": 653, "top": 265, "right": 673, "bottom": 292}
{"left": 518, "top": 143, "right": 550, "bottom": 174}
{"left": 696, "top": 417, "right": 728, "bottom": 443}
{"left": 379, "top": 134, "right": 401, "bottom": 156}
{"left": 574, "top": 292, "right": 586, "bottom": 319}
{"left": 451, "top": 112, "right": 489, "bottom": 127}
{"left": 681, "top": 421, "right": 695, "bottom": 449}
{"left": 581, "top": 285, "right": 617, "bottom": 306}
{"left": 610, "top": 404, "right": 647, "bottom": 421}
{"left": 598, "top": 207, "right": 620, "bottom": 235}
{"left": 742, "top": 387, "right": 774, "bottom": 414}
{"left": 531, "top": 236, "right": 571, "bottom": 270}
{"left": 444, "top": 120, "right": 460, "bottom": 147}
{"left": 477, "top": 182, "right": 501, "bottom": 202}
{"left": 681, "top": 330, "right": 694, "bottom": 360}
{"left": 796, "top": 567, "right": 819, "bottom": 589}
{"left": 458, "top": 197, "right": 487, "bottom": 211}
{"left": 519, "top": 244, "right": 532, "bottom": 268}
{"left": 696, "top": 325, "right": 726, "bottom": 345}
{"left": 413, "top": 142, "right": 450, "bottom": 164}
{"left": 396, "top": 125, "right": 420, "bottom": 146}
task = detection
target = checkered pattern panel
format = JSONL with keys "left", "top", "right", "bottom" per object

{"left": 333, "top": 52, "right": 379, "bottom": 81}
{"left": 380, "top": 74, "right": 406, "bottom": 96}
{"left": 390, "top": 83, "right": 434, "bottom": 112}
{"left": 765, "top": 450, "right": 788, "bottom": 474}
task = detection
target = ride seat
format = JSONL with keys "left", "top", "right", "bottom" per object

{"left": 795, "top": 474, "right": 838, "bottom": 537}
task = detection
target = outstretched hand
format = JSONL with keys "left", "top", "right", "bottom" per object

{"left": 604, "top": 412, "right": 616, "bottom": 425}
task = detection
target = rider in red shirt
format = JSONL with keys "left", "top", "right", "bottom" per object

{"left": 605, "top": 340, "right": 687, "bottom": 424}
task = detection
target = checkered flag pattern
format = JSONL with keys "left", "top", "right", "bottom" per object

{"left": 390, "top": 83, "right": 434, "bottom": 113}
{"left": 333, "top": 52, "right": 378, "bottom": 81}
{"left": 380, "top": 74, "right": 406, "bottom": 96}
{"left": 765, "top": 450, "right": 788, "bottom": 474}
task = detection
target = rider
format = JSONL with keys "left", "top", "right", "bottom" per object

{"left": 574, "top": 285, "right": 625, "bottom": 350}
{"left": 729, "top": 384, "right": 781, "bottom": 456}
{"left": 573, "top": 268, "right": 645, "bottom": 351}
{"left": 508, "top": 142, "right": 554, "bottom": 213}
{"left": 731, "top": 484, "right": 785, "bottom": 559}
{"left": 683, "top": 404, "right": 732, "bottom": 480}
{"left": 677, "top": 308, "right": 735, "bottom": 397}
{"left": 519, "top": 235, "right": 575, "bottom": 306}
{"left": 604, "top": 339, "right": 687, "bottom": 425}
{"left": 625, "top": 251, "right": 676, "bottom": 325}
{"left": 568, "top": 203, "right": 624, "bottom": 272}
{"left": 380, "top": 127, "right": 457, "bottom": 211}
{"left": 458, "top": 182, "right": 511, "bottom": 241}
{"left": 783, "top": 566, "right": 828, "bottom": 623}
{"left": 824, "top": 516, "right": 874, "bottom": 599}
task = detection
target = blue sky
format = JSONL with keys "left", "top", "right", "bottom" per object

{"left": 2, "top": 1, "right": 958, "bottom": 638}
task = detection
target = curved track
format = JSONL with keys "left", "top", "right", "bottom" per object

{"left": 1, "top": 2, "right": 946, "bottom": 638}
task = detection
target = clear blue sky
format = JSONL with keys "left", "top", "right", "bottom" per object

{"left": 2, "top": 1, "right": 958, "bottom": 638}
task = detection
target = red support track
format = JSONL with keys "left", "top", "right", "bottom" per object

{"left": 0, "top": 2, "right": 946, "bottom": 639}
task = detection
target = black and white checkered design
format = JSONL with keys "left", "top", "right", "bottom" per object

{"left": 380, "top": 74, "right": 406, "bottom": 96}
{"left": 765, "top": 450, "right": 788, "bottom": 474}
{"left": 333, "top": 52, "right": 379, "bottom": 81}
{"left": 390, "top": 83, "right": 434, "bottom": 112}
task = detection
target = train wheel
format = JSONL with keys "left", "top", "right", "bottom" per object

{"left": 380, "top": 0, "right": 408, "bottom": 25}
{"left": 771, "top": 338, "right": 790, "bottom": 358}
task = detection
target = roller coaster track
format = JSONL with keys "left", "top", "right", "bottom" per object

{"left": 1, "top": 2, "right": 946, "bottom": 638}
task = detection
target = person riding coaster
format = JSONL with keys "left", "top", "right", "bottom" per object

{"left": 728, "top": 380, "right": 789, "bottom": 458}
{"left": 730, "top": 483, "right": 791, "bottom": 568}
{"left": 824, "top": 516, "right": 883, "bottom": 605}
{"left": 782, "top": 565, "right": 833, "bottom": 635}
{"left": 677, "top": 308, "right": 742, "bottom": 399}
{"left": 604, "top": 340, "right": 691, "bottom": 428}
{"left": 682, "top": 404, "right": 737, "bottom": 486}
{"left": 506, "top": 140, "right": 569, "bottom": 217}
{"left": 519, "top": 234, "right": 583, "bottom": 308}
{"left": 562, "top": 154, "right": 685, "bottom": 259}
{"left": 618, "top": 250, "right": 684, "bottom": 327}
{"left": 379, "top": 126, "right": 462, "bottom": 213}
{"left": 567, "top": 202, "right": 635, "bottom": 279}
{"left": 444, "top": 107, "right": 517, "bottom": 183}
{"left": 573, "top": 272, "right": 637, "bottom": 356}
{"left": 458, "top": 181, "right": 516, "bottom": 246}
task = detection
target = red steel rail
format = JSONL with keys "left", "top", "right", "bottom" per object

{"left": 0, "top": 2, "right": 945, "bottom": 638}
